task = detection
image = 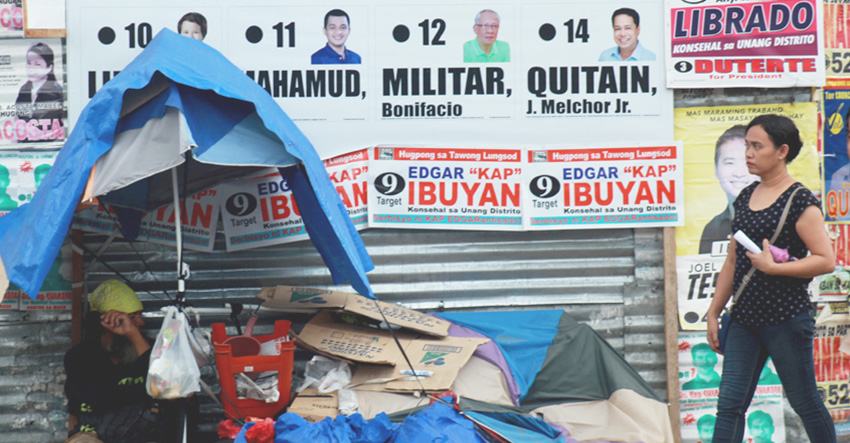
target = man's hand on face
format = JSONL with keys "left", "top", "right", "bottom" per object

{"left": 100, "top": 310, "right": 140, "bottom": 337}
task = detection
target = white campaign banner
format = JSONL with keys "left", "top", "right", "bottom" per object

{"left": 323, "top": 147, "right": 370, "bottom": 230}
{"left": 141, "top": 189, "right": 220, "bottom": 253}
{"left": 368, "top": 146, "right": 523, "bottom": 230}
{"left": 219, "top": 149, "right": 369, "bottom": 251}
{"left": 524, "top": 144, "right": 683, "bottom": 229}
{"left": 218, "top": 171, "right": 307, "bottom": 251}
{"left": 72, "top": 189, "right": 220, "bottom": 253}
{"left": 665, "top": 0, "right": 825, "bottom": 88}
{"left": 67, "top": 0, "right": 673, "bottom": 160}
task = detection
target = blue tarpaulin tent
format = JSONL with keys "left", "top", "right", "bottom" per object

{"left": 0, "top": 29, "right": 375, "bottom": 299}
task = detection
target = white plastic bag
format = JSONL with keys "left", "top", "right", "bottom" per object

{"left": 297, "top": 355, "right": 359, "bottom": 414}
{"left": 146, "top": 306, "right": 201, "bottom": 399}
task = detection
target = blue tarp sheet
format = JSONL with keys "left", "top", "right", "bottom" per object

{"left": 0, "top": 29, "right": 374, "bottom": 299}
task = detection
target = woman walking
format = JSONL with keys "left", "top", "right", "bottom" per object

{"left": 706, "top": 114, "right": 836, "bottom": 442}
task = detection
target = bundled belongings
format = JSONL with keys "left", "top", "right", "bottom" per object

{"left": 251, "top": 286, "right": 674, "bottom": 442}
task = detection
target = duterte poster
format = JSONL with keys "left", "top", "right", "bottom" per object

{"left": 665, "top": 0, "right": 826, "bottom": 88}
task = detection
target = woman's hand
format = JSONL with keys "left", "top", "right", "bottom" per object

{"left": 746, "top": 239, "right": 777, "bottom": 275}
{"left": 706, "top": 314, "right": 722, "bottom": 354}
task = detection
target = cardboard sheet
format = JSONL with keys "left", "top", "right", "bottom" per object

{"left": 349, "top": 335, "right": 489, "bottom": 393}
{"left": 259, "top": 285, "right": 449, "bottom": 336}
{"left": 288, "top": 388, "right": 339, "bottom": 423}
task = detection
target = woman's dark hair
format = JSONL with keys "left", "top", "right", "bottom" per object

{"left": 746, "top": 114, "right": 803, "bottom": 163}
{"left": 714, "top": 125, "right": 747, "bottom": 166}
{"left": 178, "top": 12, "right": 207, "bottom": 37}
{"left": 27, "top": 42, "right": 56, "bottom": 81}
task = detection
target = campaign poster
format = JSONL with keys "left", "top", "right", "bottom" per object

{"left": 219, "top": 170, "right": 309, "bottom": 252}
{"left": 0, "top": 285, "right": 18, "bottom": 310}
{"left": 0, "top": 38, "right": 64, "bottom": 144}
{"left": 830, "top": 225, "right": 850, "bottom": 269}
{"left": 825, "top": 0, "right": 850, "bottom": 81}
{"left": 678, "top": 331, "right": 785, "bottom": 443}
{"left": 815, "top": 303, "right": 850, "bottom": 435}
{"left": 73, "top": 190, "right": 220, "bottom": 253}
{"left": 219, "top": 149, "right": 369, "bottom": 251}
{"left": 674, "top": 102, "right": 820, "bottom": 330}
{"left": 323, "top": 147, "right": 369, "bottom": 230}
{"left": 19, "top": 239, "right": 72, "bottom": 310}
{"left": 71, "top": 204, "right": 119, "bottom": 235}
{"left": 824, "top": 88, "right": 850, "bottom": 223}
{"left": 665, "top": 0, "right": 826, "bottom": 88}
{"left": 524, "top": 144, "right": 683, "bottom": 229}
{"left": 818, "top": 262, "right": 850, "bottom": 304}
{"left": 16, "top": 149, "right": 57, "bottom": 202}
{"left": 0, "top": 150, "right": 20, "bottom": 216}
{"left": 66, "top": 0, "right": 673, "bottom": 161}
{"left": 680, "top": 407, "right": 719, "bottom": 443}
{"left": 368, "top": 146, "right": 523, "bottom": 230}
{"left": 0, "top": 0, "right": 22, "bottom": 38}
{"left": 680, "top": 404, "right": 785, "bottom": 443}
{"left": 140, "top": 188, "right": 220, "bottom": 253}
{"left": 0, "top": 149, "right": 58, "bottom": 217}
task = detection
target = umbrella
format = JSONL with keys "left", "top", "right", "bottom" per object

{"left": 0, "top": 28, "right": 375, "bottom": 300}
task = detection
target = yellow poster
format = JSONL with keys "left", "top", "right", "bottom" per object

{"left": 675, "top": 103, "right": 820, "bottom": 330}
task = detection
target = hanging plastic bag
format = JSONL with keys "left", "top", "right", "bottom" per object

{"left": 146, "top": 306, "right": 201, "bottom": 399}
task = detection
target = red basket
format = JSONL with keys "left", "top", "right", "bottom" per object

{"left": 212, "top": 320, "right": 295, "bottom": 419}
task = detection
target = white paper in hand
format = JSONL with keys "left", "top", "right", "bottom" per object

{"left": 733, "top": 230, "right": 762, "bottom": 254}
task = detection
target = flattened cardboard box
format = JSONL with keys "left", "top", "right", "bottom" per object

{"left": 349, "top": 336, "right": 489, "bottom": 393}
{"left": 295, "top": 311, "right": 418, "bottom": 365}
{"left": 288, "top": 388, "right": 338, "bottom": 423}
{"left": 257, "top": 285, "right": 449, "bottom": 337}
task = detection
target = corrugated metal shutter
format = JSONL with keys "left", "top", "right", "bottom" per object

{"left": 0, "top": 225, "right": 665, "bottom": 439}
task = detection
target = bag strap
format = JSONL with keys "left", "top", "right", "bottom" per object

{"left": 730, "top": 185, "right": 802, "bottom": 307}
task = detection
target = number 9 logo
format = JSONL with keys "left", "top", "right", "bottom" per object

{"left": 374, "top": 172, "right": 405, "bottom": 195}
{"left": 225, "top": 193, "right": 258, "bottom": 216}
{"left": 529, "top": 175, "right": 560, "bottom": 198}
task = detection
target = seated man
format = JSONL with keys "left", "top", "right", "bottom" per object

{"left": 64, "top": 280, "right": 186, "bottom": 443}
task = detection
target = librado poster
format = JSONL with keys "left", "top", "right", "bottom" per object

{"left": 67, "top": 0, "right": 673, "bottom": 160}
{"left": 665, "top": 0, "right": 825, "bottom": 88}
{"left": 524, "top": 144, "right": 683, "bottom": 229}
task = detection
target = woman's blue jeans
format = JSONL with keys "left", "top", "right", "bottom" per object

{"left": 713, "top": 309, "right": 836, "bottom": 443}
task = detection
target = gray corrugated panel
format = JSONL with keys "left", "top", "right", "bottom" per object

{"left": 0, "top": 312, "right": 70, "bottom": 443}
{"left": 66, "top": 226, "right": 658, "bottom": 437}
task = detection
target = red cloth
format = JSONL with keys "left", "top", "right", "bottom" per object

{"left": 245, "top": 418, "right": 275, "bottom": 443}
